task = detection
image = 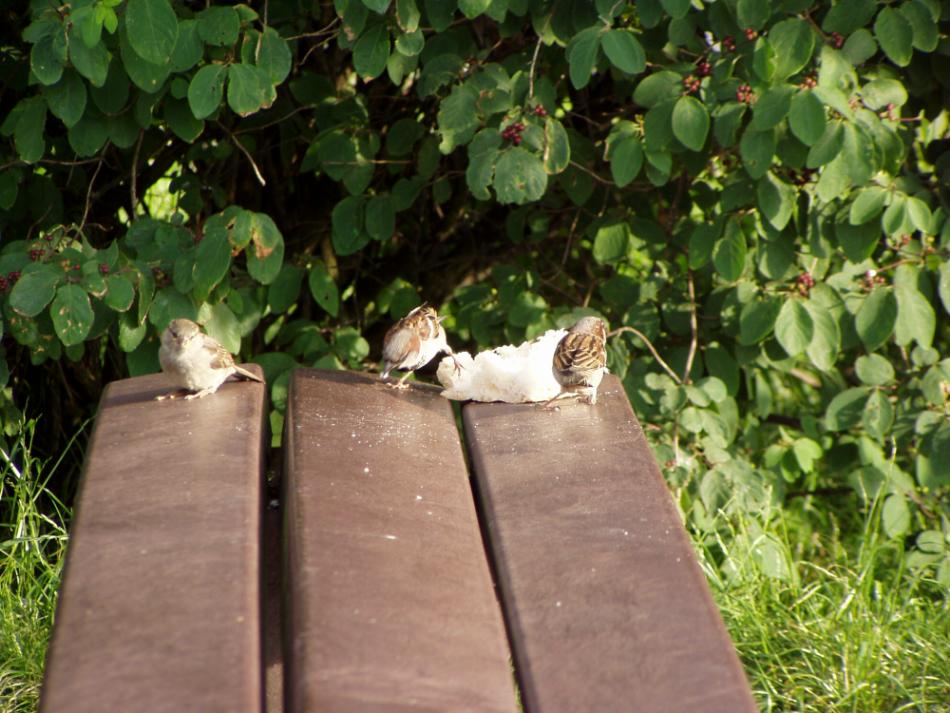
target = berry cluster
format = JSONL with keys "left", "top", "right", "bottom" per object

{"left": 29, "top": 248, "right": 45, "bottom": 261}
{"left": 99, "top": 263, "right": 110, "bottom": 275}
{"left": 722, "top": 35, "right": 736, "bottom": 52}
{"left": 152, "top": 266, "right": 169, "bottom": 286}
{"left": 682, "top": 75, "right": 701, "bottom": 94}
{"left": 744, "top": 28, "right": 758, "bottom": 41}
{"left": 863, "top": 269, "right": 886, "bottom": 290}
{"left": 796, "top": 272, "right": 815, "bottom": 295}
{"left": 800, "top": 75, "right": 817, "bottom": 90}
{"left": 695, "top": 57, "right": 712, "bottom": 77}
{"left": 880, "top": 102, "right": 898, "bottom": 121}
{"left": 502, "top": 121, "right": 526, "bottom": 146}
{"left": 830, "top": 31, "right": 844, "bottom": 49}
{"left": 532, "top": 105, "right": 547, "bottom": 117}
{"left": 1, "top": 271, "right": 21, "bottom": 291}
{"left": 736, "top": 83, "right": 756, "bottom": 104}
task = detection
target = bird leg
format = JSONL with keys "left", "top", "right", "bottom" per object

{"left": 184, "top": 387, "right": 218, "bottom": 400}
{"left": 447, "top": 350, "right": 463, "bottom": 376}
{"left": 386, "top": 372, "right": 412, "bottom": 390}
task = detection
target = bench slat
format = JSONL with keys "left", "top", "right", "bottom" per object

{"left": 463, "top": 375, "right": 758, "bottom": 713}
{"left": 283, "top": 370, "right": 518, "bottom": 712}
{"left": 41, "top": 368, "right": 267, "bottom": 713}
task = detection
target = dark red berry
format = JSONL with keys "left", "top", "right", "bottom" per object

{"left": 830, "top": 31, "right": 844, "bottom": 49}
{"left": 723, "top": 35, "right": 736, "bottom": 51}
{"left": 512, "top": 135, "right": 522, "bottom": 146}
{"left": 696, "top": 59, "right": 711, "bottom": 77}
{"left": 744, "top": 28, "right": 757, "bottom": 40}
{"left": 514, "top": 122, "right": 525, "bottom": 132}
{"left": 533, "top": 105, "right": 547, "bottom": 117}
{"left": 0, "top": 276, "right": 7, "bottom": 291}
{"left": 8, "top": 271, "right": 20, "bottom": 284}
{"left": 99, "top": 263, "right": 110, "bottom": 275}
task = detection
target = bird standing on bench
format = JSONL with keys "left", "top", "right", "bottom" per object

{"left": 381, "top": 303, "right": 461, "bottom": 389}
{"left": 545, "top": 316, "right": 608, "bottom": 407}
{"left": 156, "top": 318, "right": 263, "bottom": 400}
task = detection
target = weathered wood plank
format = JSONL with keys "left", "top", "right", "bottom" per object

{"left": 463, "top": 375, "right": 758, "bottom": 713}
{"left": 283, "top": 369, "right": 517, "bottom": 713}
{"left": 41, "top": 367, "right": 268, "bottom": 713}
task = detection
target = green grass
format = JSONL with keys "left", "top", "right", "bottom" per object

{"left": 0, "top": 418, "right": 73, "bottom": 713}
{"left": 698, "top": 495, "right": 950, "bottom": 712}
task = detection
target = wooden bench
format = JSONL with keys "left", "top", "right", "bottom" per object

{"left": 41, "top": 367, "right": 757, "bottom": 713}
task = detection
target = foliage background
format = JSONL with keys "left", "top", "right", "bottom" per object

{"left": 1, "top": 0, "right": 949, "bottom": 709}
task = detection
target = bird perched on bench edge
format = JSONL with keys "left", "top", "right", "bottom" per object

{"left": 156, "top": 318, "right": 264, "bottom": 400}
{"left": 381, "top": 303, "right": 462, "bottom": 389}
{"left": 545, "top": 316, "right": 608, "bottom": 407}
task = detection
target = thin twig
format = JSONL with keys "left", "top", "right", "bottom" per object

{"left": 130, "top": 129, "right": 143, "bottom": 216}
{"left": 568, "top": 160, "right": 613, "bottom": 186}
{"left": 217, "top": 121, "right": 266, "bottom": 186}
{"left": 528, "top": 37, "right": 543, "bottom": 99}
{"left": 287, "top": 17, "right": 340, "bottom": 42}
{"left": 78, "top": 157, "right": 104, "bottom": 233}
{"left": 682, "top": 269, "right": 698, "bottom": 384}
{"left": 608, "top": 326, "right": 682, "bottom": 384}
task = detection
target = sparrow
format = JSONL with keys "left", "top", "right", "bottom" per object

{"left": 545, "top": 316, "right": 608, "bottom": 406}
{"left": 381, "top": 303, "right": 461, "bottom": 389}
{"left": 156, "top": 318, "right": 263, "bottom": 400}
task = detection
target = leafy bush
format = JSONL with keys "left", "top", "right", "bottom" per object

{"left": 1, "top": 0, "right": 949, "bottom": 701}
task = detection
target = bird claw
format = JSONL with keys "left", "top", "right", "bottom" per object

{"left": 451, "top": 356, "right": 463, "bottom": 376}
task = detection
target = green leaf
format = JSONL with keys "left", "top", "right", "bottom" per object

{"left": 894, "top": 284, "right": 935, "bottom": 348}
{"left": 906, "top": 197, "right": 932, "bottom": 233}
{"left": 855, "top": 354, "right": 894, "bottom": 385}
{"left": 267, "top": 264, "right": 305, "bottom": 314}
{"left": 69, "top": 32, "right": 111, "bottom": 87}
{"left": 592, "top": 221, "right": 629, "bottom": 264}
{"left": 899, "top": 1, "right": 938, "bottom": 52}
{"left": 874, "top": 7, "right": 914, "bottom": 67}
{"left": 737, "top": 0, "right": 771, "bottom": 30}
{"left": 90, "top": 62, "right": 130, "bottom": 114}
{"left": 125, "top": 0, "right": 179, "bottom": 66}
{"left": 0, "top": 170, "right": 20, "bottom": 211}
{"left": 236, "top": 211, "right": 285, "bottom": 284}
{"left": 938, "top": 262, "right": 950, "bottom": 316}
{"left": 836, "top": 217, "right": 880, "bottom": 262}
{"left": 256, "top": 27, "right": 292, "bottom": 85}
{"left": 882, "top": 493, "right": 910, "bottom": 538}
{"left": 44, "top": 71, "right": 87, "bottom": 128}
{"left": 739, "top": 127, "right": 775, "bottom": 179}
{"left": 204, "top": 302, "right": 241, "bottom": 355}
{"left": 396, "top": 0, "right": 421, "bottom": 31}
{"left": 437, "top": 84, "right": 479, "bottom": 153}
{"left": 9, "top": 266, "right": 61, "bottom": 317}
{"left": 713, "top": 221, "right": 747, "bottom": 282}
{"left": 739, "top": 297, "right": 781, "bottom": 345}
{"left": 458, "top": 0, "right": 490, "bottom": 18}
{"left": 856, "top": 287, "right": 897, "bottom": 351}
{"left": 825, "top": 386, "right": 869, "bottom": 431}
{"left": 862, "top": 389, "right": 893, "bottom": 440}
{"left": 849, "top": 187, "right": 887, "bottom": 224}
{"left": 119, "top": 26, "right": 169, "bottom": 92}
{"left": 363, "top": 0, "right": 392, "bottom": 12}
{"left": 227, "top": 63, "right": 273, "bottom": 116}
{"left": 13, "top": 98, "right": 47, "bottom": 163}
{"left": 309, "top": 261, "right": 340, "bottom": 317}
{"left": 493, "top": 147, "right": 547, "bottom": 205}
{"left": 365, "top": 194, "right": 395, "bottom": 241}
{"left": 757, "top": 172, "right": 795, "bottom": 230}
{"left": 805, "top": 297, "right": 840, "bottom": 371}
{"left": 806, "top": 121, "right": 844, "bottom": 168}
{"left": 750, "top": 85, "right": 794, "bottom": 131}
{"left": 769, "top": 18, "right": 815, "bottom": 81}
{"left": 601, "top": 29, "right": 645, "bottom": 75}
{"left": 882, "top": 195, "right": 909, "bottom": 236}
{"left": 104, "top": 275, "right": 135, "bottom": 312}
{"left": 566, "top": 26, "right": 602, "bottom": 90}
{"left": 466, "top": 129, "right": 501, "bottom": 200}
{"left": 353, "top": 22, "right": 391, "bottom": 79}
{"left": 508, "top": 290, "right": 547, "bottom": 327}
{"left": 632, "top": 71, "right": 681, "bottom": 108}
{"left": 50, "top": 284, "right": 93, "bottom": 346}
{"left": 31, "top": 33, "right": 65, "bottom": 85}
{"left": 170, "top": 19, "right": 203, "bottom": 72}
{"left": 862, "top": 78, "right": 908, "bottom": 110}
{"left": 188, "top": 64, "right": 227, "bottom": 119}
{"left": 163, "top": 98, "right": 203, "bottom": 142}
{"left": 67, "top": 113, "right": 108, "bottom": 156}
{"left": 774, "top": 299, "right": 814, "bottom": 356}
{"left": 671, "top": 95, "right": 709, "bottom": 152}
{"left": 331, "top": 195, "right": 369, "bottom": 255}
{"left": 542, "top": 117, "right": 570, "bottom": 175}
{"left": 197, "top": 6, "right": 240, "bottom": 46}
{"left": 609, "top": 136, "right": 643, "bottom": 188}
{"left": 842, "top": 28, "right": 878, "bottom": 65}
{"left": 386, "top": 118, "right": 424, "bottom": 156}
{"left": 823, "top": 0, "right": 877, "bottom": 35}
{"left": 660, "top": 0, "right": 691, "bottom": 19}
{"left": 193, "top": 223, "right": 231, "bottom": 301}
